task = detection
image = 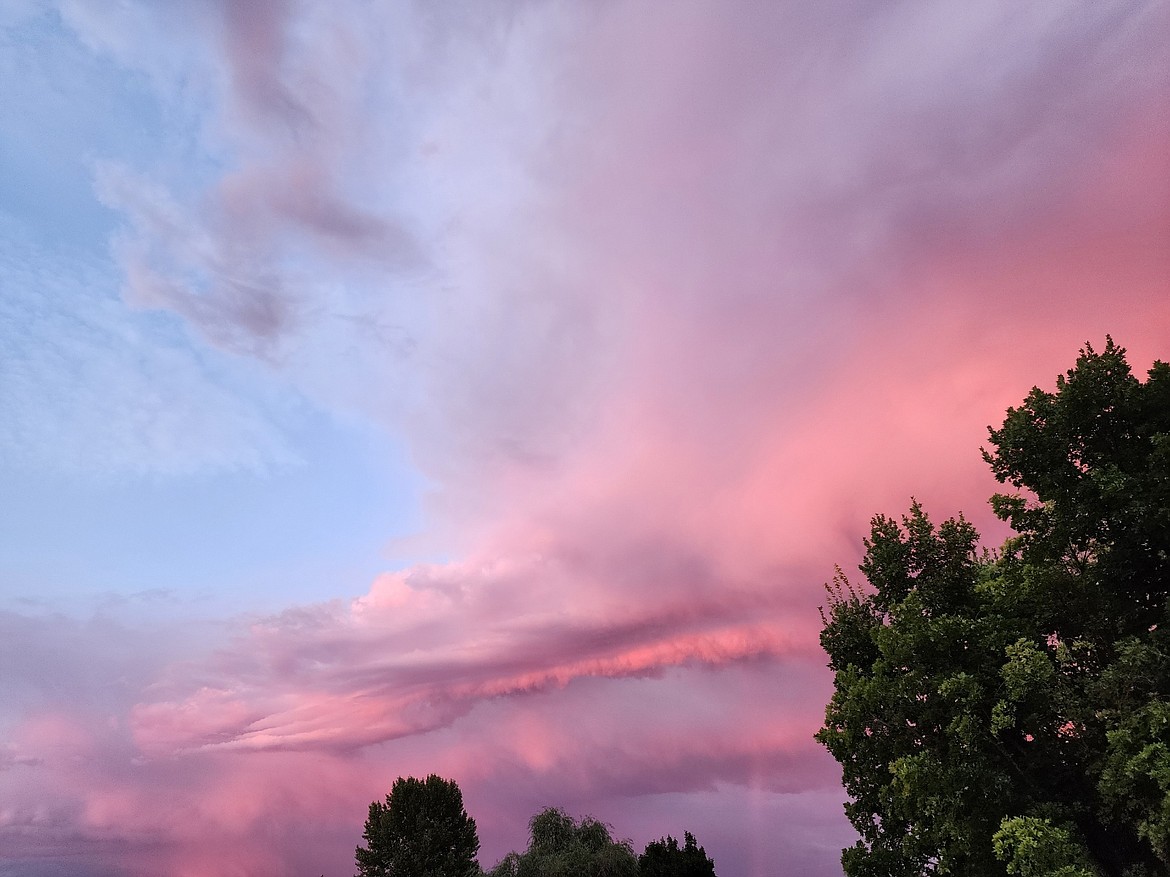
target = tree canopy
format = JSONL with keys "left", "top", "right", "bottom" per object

{"left": 817, "top": 339, "right": 1170, "bottom": 876}
{"left": 487, "top": 807, "right": 640, "bottom": 877}
{"left": 638, "top": 831, "right": 717, "bottom": 877}
{"left": 355, "top": 774, "right": 480, "bottom": 877}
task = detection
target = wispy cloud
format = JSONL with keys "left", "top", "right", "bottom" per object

{"left": 0, "top": 219, "right": 298, "bottom": 475}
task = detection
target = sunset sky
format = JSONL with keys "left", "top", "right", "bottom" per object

{"left": 1, "top": 2, "right": 1168, "bottom": 875}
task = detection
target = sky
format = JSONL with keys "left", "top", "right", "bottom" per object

{"left": 0, "top": 1, "right": 1167, "bottom": 875}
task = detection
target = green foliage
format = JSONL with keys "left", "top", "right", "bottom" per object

{"left": 992, "top": 816, "right": 1097, "bottom": 877}
{"left": 817, "top": 340, "right": 1170, "bottom": 876}
{"left": 1098, "top": 642, "right": 1170, "bottom": 865}
{"left": 486, "top": 807, "right": 639, "bottom": 877}
{"left": 638, "top": 831, "right": 717, "bottom": 877}
{"left": 355, "top": 775, "right": 480, "bottom": 877}
{"left": 984, "top": 338, "right": 1170, "bottom": 631}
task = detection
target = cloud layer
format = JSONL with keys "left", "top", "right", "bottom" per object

{"left": 2, "top": 1, "right": 1168, "bottom": 875}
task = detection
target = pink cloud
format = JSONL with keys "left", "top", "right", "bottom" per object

{"left": 126, "top": 552, "right": 808, "bottom": 756}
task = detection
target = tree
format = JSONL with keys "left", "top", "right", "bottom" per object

{"left": 817, "top": 340, "right": 1170, "bottom": 876}
{"left": 355, "top": 774, "right": 480, "bottom": 877}
{"left": 486, "top": 807, "right": 639, "bottom": 877}
{"left": 639, "top": 831, "right": 717, "bottom": 877}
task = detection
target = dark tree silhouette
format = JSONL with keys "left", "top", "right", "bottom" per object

{"left": 487, "top": 807, "right": 639, "bottom": 877}
{"left": 355, "top": 774, "right": 480, "bottom": 877}
{"left": 818, "top": 340, "right": 1170, "bottom": 876}
{"left": 639, "top": 831, "right": 716, "bottom": 877}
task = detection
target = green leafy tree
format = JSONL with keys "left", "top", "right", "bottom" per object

{"left": 486, "top": 807, "right": 639, "bottom": 877}
{"left": 639, "top": 831, "right": 717, "bottom": 877}
{"left": 817, "top": 340, "right": 1170, "bottom": 876}
{"left": 355, "top": 774, "right": 480, "bottom": 877}
{"left": 992, "top": 816, "right": 1098, "bottom": 877}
